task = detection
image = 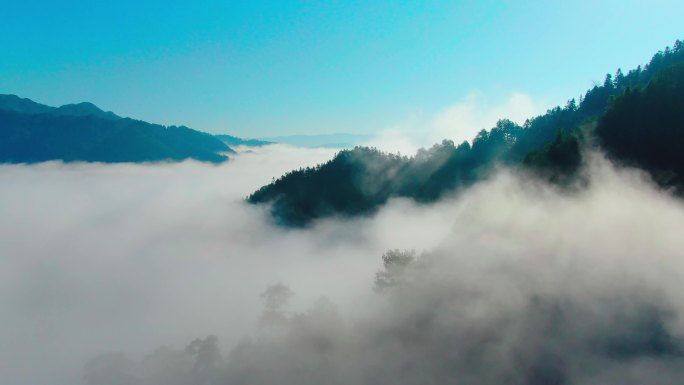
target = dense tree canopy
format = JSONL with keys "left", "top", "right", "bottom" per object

{"left": 596, "top": 64, "right": 684, "bottom": 189}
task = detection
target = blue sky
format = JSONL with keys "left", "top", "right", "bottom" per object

{"left": 1, "top": 0, "right": 682, "bottom": 137}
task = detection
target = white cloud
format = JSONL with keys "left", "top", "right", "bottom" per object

{"left": 0, "top": 146, "right": 456, "bottom": 385}
{"left": 3, "top": 147, "right": 684, "bottom": 384}
{"left": 365, "top": 91, "right": 543, "bottom": 154}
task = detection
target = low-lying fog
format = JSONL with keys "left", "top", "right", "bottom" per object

{"left": 2, "top": 145, "right": 684, "bottom": 385}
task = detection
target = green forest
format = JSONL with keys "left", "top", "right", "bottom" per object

{"left": 249, "top": 40, "right": 684, "bottom": 226}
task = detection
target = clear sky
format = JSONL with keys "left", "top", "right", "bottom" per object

{"left": 1, "top": 0, "right": 682, "bottom": 137}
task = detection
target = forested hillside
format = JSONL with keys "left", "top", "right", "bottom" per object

{"left": 249, "top": 40, "right": 684, "bottom": 226}
{"left": 595, "top": 64, "right": 684, "bottom": 189}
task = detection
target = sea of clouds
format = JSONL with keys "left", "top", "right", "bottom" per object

{"left": 2, "top": 145, "right": 684, "bottom": 384}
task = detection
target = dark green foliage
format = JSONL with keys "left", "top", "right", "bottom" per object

{"left": 248, "top": 140, "right": 495, "bottom": 226}
{"left": 596, "top": 63, "right": 684, "bottom": 189}
{"left": 250, "top": 39, "right": 684, "bottom": 226}
{"left": 0, "top": 96, "right": 233, "bottom": 163}
{"left": 524, "top": 130, "right": 582, "bottom": 184}
{"left": 249, "top": 119, "right": 535, "bottom": 226}
{"left": 249, "top": 146, "right": 412, "bottom": 226}
{"left": 508, "top": 103, "right": 582, "bottom": 162}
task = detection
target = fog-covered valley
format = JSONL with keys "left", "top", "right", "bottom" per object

{"left": 3, "top": 2, "right": 684, "bottom": 383}
{"left": 0, "top": 146, "right": 461, "bottom": 384}
{"left": 4, "top": 145, "right": 684, "bottom": 384}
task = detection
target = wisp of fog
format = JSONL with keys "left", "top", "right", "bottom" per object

{"left": 2, "top": 145, "right": 684, "bottom": 385}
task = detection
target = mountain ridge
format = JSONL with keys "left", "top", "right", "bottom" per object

{"left": 249, "top": 39, "right": 684, "bottom": 226}
{"left": 0, "top": 95, "right": 233, "bottom": 164}
{"left": 259, "top": 133, "right": 374, "bottom": 148}
{"left": 215, "top": 134, "right": 272, "bottom": 148}
{"left": 0, "top": 95, "right": 120, "bottom": 120}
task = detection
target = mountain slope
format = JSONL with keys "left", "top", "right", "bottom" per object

{"left": 0, "top": 94, "right": 54, "bottom": 115}
{"left": 596, "top": 63, "right": 684, "bottom": 189}
{"left": 52, "top": 102, "right": 120, "bottom": 120}
{"left": 249, "top": 39, "right": 684, "bottom": 226}
{"left": 0, "top": 96, "right": 232, "bottom": 163}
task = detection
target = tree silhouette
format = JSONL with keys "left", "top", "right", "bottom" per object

{"left": 260, "top": 283, "right": 294, "bottom": 327}
{"left": 375, "top": 249, "right": 417, "bottom": 292}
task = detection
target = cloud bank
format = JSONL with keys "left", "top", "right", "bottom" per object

{"left": 2, "top": 146, "right": 684, "bottom": 385}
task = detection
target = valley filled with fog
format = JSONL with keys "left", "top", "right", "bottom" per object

{"left": 3, "top": 1, "right": 683, "bottom": 383}
{"left": 3, "top": 145, "right": 684, "bottom": 385}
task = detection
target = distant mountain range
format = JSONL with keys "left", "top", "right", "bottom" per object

{"left": 0, "top": 94, "right": 377, "bottom": 164}
{"left": 215, "top": 134, "right": 272, "bottom": 148}
{"left": 0, "top": 95, "right": 120, "bottom": 120}
{"left": 259, "top": 133, "right": 374, "bottom": 148}
{"left": 0, "top": 95, "right": 233, "bottom": 163}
